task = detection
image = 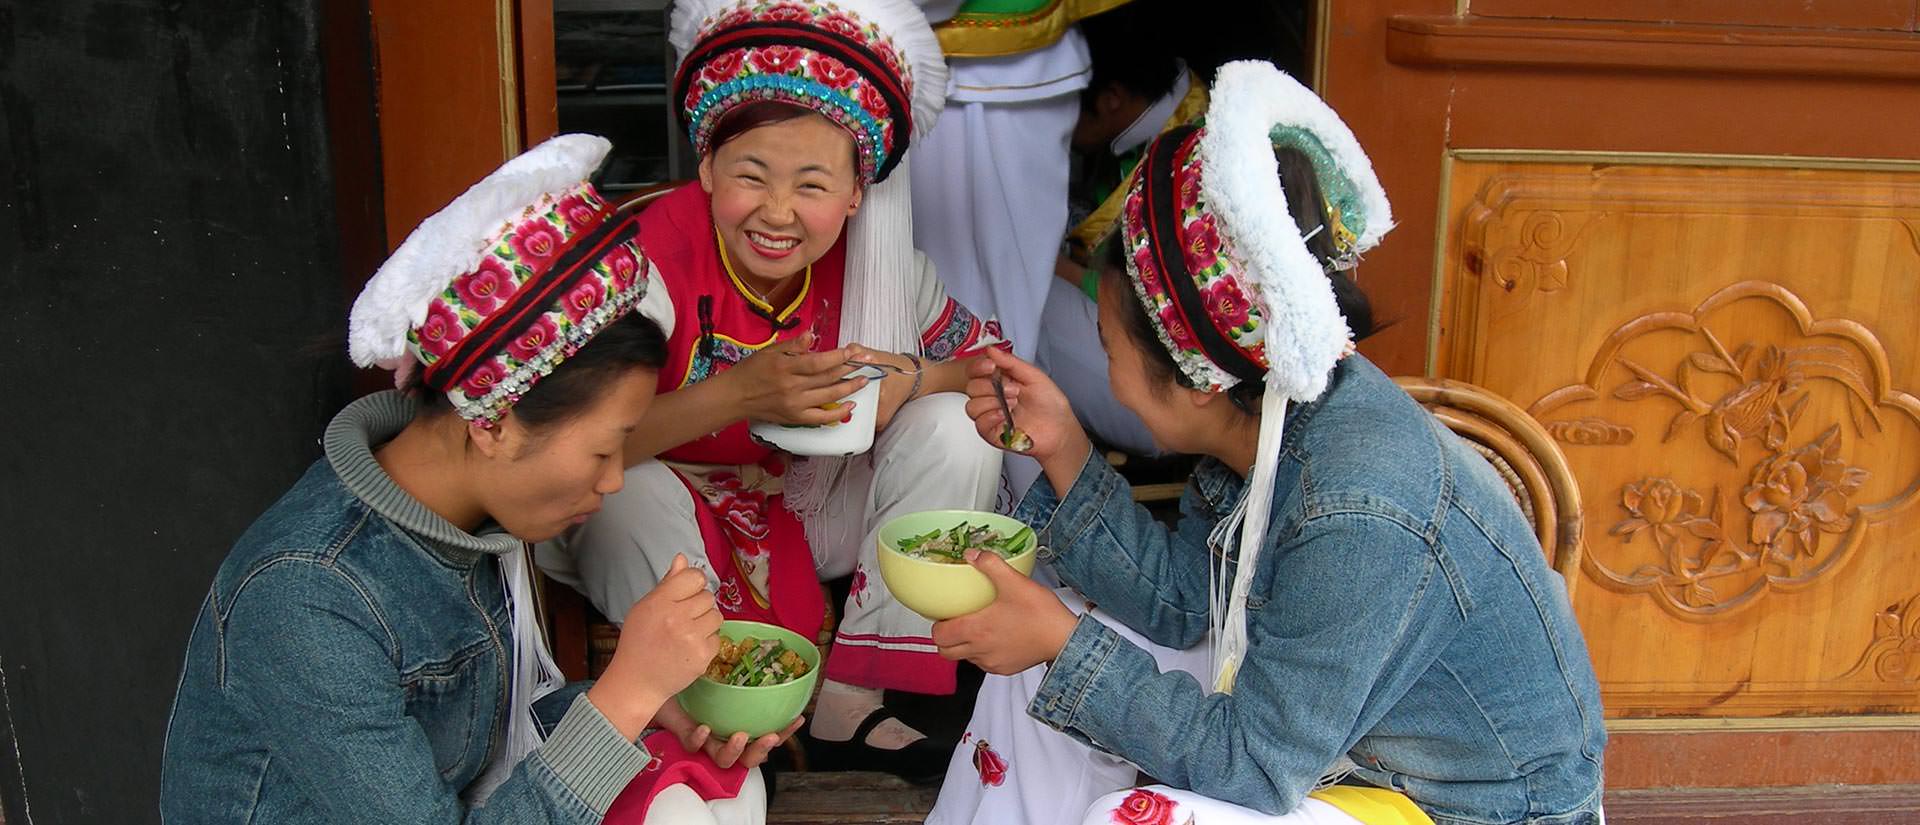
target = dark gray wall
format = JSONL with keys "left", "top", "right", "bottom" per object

{"left": 0, "top": 1, "right": 366, "bottom": 821}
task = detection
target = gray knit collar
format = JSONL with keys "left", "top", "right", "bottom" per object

{"left": 323, "top": 391, "right": 522, "bottom": 567}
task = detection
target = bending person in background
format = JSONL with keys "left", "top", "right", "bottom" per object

{"left": 908, "top": 0, "right": 1124, "bottom": 499}
{"left": 1037, "top": 0, "right": 1207, "bottom": 457}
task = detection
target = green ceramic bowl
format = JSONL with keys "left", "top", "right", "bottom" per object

{"left": 675, "top": 620, "right": 820, "bottom": 738}
{"left": 875, "top": 510, "right": 1039, "bottom": 621}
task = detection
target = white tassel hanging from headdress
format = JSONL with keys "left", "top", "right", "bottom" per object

{"left": 1209, "top": 391, "right": 1289, "bottom": 693}
{"left": 784, "top": 155, "right": 926, "bottom": 534}
{"left": 468, "top": 547, "right": 567, "bottom": 803}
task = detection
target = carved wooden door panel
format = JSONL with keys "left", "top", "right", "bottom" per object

{"left": 1434, "top": 158, "right": 1920, "bottom": 718}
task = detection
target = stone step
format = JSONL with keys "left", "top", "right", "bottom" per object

{"left": 768, "top": 771, "right": 937, "bottom": 825}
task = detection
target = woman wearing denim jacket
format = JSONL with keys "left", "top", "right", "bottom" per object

{"left": 161, "top": 136, "right": 793, "bottom": 824}
{"left": 923, "top": 63, "right": 1607, "bottom": 825}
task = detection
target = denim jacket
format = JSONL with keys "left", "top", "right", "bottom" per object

{"left": 1018, "top": 357, "right": 1606, "bottom": 825}
{"left": 161, "top": 392, "right": 650, "bottom": 824}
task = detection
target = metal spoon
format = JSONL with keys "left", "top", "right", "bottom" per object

{"left": 989, "top": 370, "right": 1032, "bottom": 452}
{"left": 844, "top": 358, "right": 919, "bottom": 376}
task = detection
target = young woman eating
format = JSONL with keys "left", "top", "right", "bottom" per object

{"left": 161, "top": 135, "right": 789, "bottom": 824}
{"left": 924, "top": 62, "right": 1607, "bottom": 825}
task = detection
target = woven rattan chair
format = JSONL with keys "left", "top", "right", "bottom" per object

{"left": 1393, "top": 376, "right": 1584, "bottom": 603}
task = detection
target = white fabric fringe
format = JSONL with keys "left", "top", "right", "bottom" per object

{"left": 786, "top": 157, "right": 924, "bottom": 532}
{"left": 469, "top": 546, "right": 567, "bottom": 803}
{"left": 1210, "top": 392, "right": 1288, "bottom": 694}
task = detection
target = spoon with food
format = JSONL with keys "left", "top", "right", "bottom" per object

{"left": 989, "top": 369, "right": 1034, "bottom": 453}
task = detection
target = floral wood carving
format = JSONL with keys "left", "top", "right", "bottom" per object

{"left": 1544, "top": 416, "right": 1635, "bottom": 446}
{"left": 1460, "top": 206, "right": 1599, "bottom": 302}
{"left": 1841, "top": 593, "right": 1920, "bottom": 684}
{"left": 1533, "top": 281, "right": 1920, "bottom": 619}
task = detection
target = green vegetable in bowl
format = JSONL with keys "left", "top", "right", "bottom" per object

{"left": 705, "top": 636, "right": 813, "bottom": 687}
{"left": 894, "top": 522, "right": 1035, "bottom": 564}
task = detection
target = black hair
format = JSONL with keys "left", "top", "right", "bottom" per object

{"left": 411, "top": 311, "right": 668, "bottom": 430}
{"left": 709, "top": 100, "right": 813, "bottom": 152}
{"left": 1100, "top": 145, "right": 1375, "bottom": 413}
{"left": 1080, "top": 1, "right": 1184, "bottom": 109}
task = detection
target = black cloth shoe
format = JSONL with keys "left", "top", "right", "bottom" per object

{"left": 800, "top": 709, "right": 954, "bottom": 785}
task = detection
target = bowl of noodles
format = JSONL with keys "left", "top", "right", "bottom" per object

{"left": 675, "top": 620, "right": 821, "bottom": 738}
{"left": 875, "top": 510, "right": 1040, "bottom": 620}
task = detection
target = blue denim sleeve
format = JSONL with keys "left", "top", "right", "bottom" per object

{"left": 1013, "top": 449, "right": 1223, "bottom": 650}
{"left": 1027, "top": 512, "right": 1466, "bottom": 815}
{"left": 219, "top": 560, "right": 648, "bottom": 824}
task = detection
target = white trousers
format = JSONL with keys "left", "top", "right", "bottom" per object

{"left": 638, "top": 769, "right": 766, "bottom": 825}
{"left": 543, "top": 393, "right": 1000, "bottom": 691}
{"left": 926, "top": 591, "right": 1363, "bottom": 825}
{"left": 1080, "top": 789, "right": 1366, "bottom": 825}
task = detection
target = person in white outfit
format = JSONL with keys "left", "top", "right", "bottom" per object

{"left": 909, "top": 1, "right": 1125, "bottom": 499}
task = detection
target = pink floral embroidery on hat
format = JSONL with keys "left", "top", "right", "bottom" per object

{"left": 819, "top": 12, "right": 863, "bottom": 39}
{"left": 461, "top": 359, "right": 507, "bottom": 398}
{"left": 702, "top": 50, "right": 747, "bottom": 85}
{"left": 507, "top": 316, "right": 560, "bottom": 362}
{"left": 562, "top": 278, "right": 608, "bottom": 323}
{"left": 556, "top": 194, "right": 601, "bottom": 231}
{"left": 811, "top": 54, "right": 860, "bottom": 90}
{"left": 454, "top": 257, "right": 517, "bottom": 314}
{"left": 760, "top": 1, "right": 812, "bottom": 22}
{"left": 1181, "top": 213, "right": 1221, "bottom": 274}
{"left": 509, "top": 218, "right": 564, "bottom": 267}
{"left": 407, "top": 181, "right": 652, "bottom": 425}
{"left": 1205, "top": 276, "right": 1253, "bottom": 331}
{"left": 416, "top": 303, "right": 466, "bottom": 358}
{"left": 748, "top": 44, "right": 805, "bottom": 74}
{"left": 605, "top": 246, "right": 641, "bottom": 292}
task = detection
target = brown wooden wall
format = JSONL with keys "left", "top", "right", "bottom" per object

{"left": 367, "top": 0, "right": 556, "bottom": 251}
{"left": 1321, "top": 0, "right": 1920, "bottom": 788}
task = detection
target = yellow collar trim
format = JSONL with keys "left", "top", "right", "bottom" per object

{"left": 716, "top": 227, "right": 810, "bottom": 322}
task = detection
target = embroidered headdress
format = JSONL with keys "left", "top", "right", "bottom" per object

{"left": 1118, "top": 61, "right": 1392, "bottom": 692}
{"left": 675, "top": 2, "right": 923, "bottom": 185}
{"left": 348, "top": 134, "right": 674, "bottom": 425}
{"left": 672, "top": 0, "right": 945, "bottom": 186}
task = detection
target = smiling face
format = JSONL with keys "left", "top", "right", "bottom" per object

{"left": 699, "top": 112, "right": 863, "bottom": 286}
{"left": 468, "top": 367, "right": 657, "bottom": 542}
